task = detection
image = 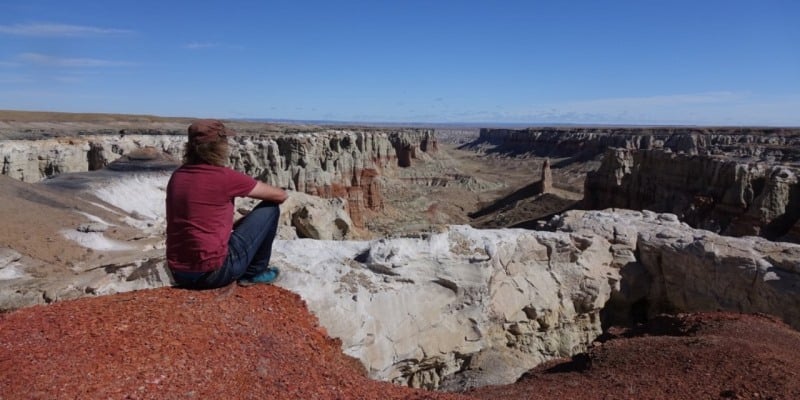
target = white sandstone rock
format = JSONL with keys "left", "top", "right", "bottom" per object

{"left": 553, "top": 209, "right": 800, "bottom": 330}
{"left": 271, "top": 225, "right": 617, "bottom": 389}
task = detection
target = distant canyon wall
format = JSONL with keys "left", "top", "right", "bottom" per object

{"left": 584, "top": 148, "right": 800, "bottom": 243}
{"left": 0, "top": 129, "right": 438, "bottom": 227}
{"left": 472, "top": 127, "right": 800, "bottom": 242}
{"left": 471, "top": 127, "right": 800, "bottom": 163}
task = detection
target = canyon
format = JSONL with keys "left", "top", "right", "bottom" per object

{"left": 466, "top": 126, "right": 800, "bottom": 243}
{"left": 1, "top": 112, "right": 799, "bottom": 398}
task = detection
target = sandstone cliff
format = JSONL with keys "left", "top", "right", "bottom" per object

{"left": 551, "top": 209, "right": 800, "bottom": 331}
{"left": 0, "top": 128, "right": 437, "bottom": 227}
{"left": 469, "top": 127, "right": 800, "bottom": 163}
{"left": 584, "top": 148, "right": 800, "bottom": 242}
{"left": 467, "top": 127, "right": 800, "bottom": 243}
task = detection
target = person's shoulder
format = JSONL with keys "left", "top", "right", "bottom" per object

{"left": 170, "top": 164, "right": 228, "bottom": 179}
{"left": 177, "top": 164, "right": 252, "bottom": 180}
{"left": 176, "top": 163, "right": 224, "bottom": 172}
{"left": 220, "top": 166, "right": 252, "bottom": 177}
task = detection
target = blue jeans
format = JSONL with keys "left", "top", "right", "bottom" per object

{"left": 172, "top": 201, "right": 280, "bottom": 289}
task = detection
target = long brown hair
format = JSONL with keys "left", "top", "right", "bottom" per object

{"left": 183, "top": 137, "right": 229, "bottom": 166}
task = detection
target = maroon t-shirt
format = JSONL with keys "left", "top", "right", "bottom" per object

{"left": 166, "top": 164, "right": 258, "bottom": 272}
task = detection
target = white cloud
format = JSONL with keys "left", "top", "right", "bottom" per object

{"left": 185, "top": 42, "right": 220, "bottom": 49}
{"left": 0, "top": 75, "right": 34, "bottom": 84}
{"left": 52, "top": 76, "right": 84, "bottom": 83}
{"left": 0, "top": 23, "right": 133, "bottom": 37}
{"left": 415, "top": 91, "right": 800, "bottom": 126}
{"left": 564, "top": 91, "right": 746, "bottom": 110}
{"left": 0, "top": 89, "right": 64, "bottom": 99}
{"left": 485, "top": 92, "right": 754, "bottom": 125}
{"left": 17, "top": 53, "right": 134, "bottom": 68}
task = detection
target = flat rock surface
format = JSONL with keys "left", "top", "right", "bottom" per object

{"left": 2, "top": 287, "right": 799, "bottom": 399}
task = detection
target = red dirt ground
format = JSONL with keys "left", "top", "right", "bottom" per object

{"left": 2, "top": 286, "right": 800, "bottom": 400}
{"left": 468, "top": 312, "right": 800, "bottom": 400}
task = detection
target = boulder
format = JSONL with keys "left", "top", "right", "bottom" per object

{"left": 551, "top": 209, "right": 800, "bottom": 330}
{"left": 256, "top": 191, "right": 356, "bottom": 240}
{"left": 271, "top": 226, "right": 617, "bottom": 389}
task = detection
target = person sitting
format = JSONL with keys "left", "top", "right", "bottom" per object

{"left": 166, "top": 119, "right": 288, "bottom": 289}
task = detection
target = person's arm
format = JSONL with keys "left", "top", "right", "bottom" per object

{"left": 247, "top": 181, "right": 288, "bottom": 204}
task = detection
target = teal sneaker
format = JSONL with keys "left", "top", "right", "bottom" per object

{"left": 238, "top": 267, "right": 280, "bottom": 286}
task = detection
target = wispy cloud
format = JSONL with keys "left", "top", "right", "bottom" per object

{"left": 565, "top": 91, "right": 745, "bottom": 110}
{"left": 185, "top": 41, "right": 220, "bottom": 49}
{"left": 0, "top": 23, "right": 133, "bottom": 37}
{"left": 466, "top": 91, "right": 751, "bottom": 124}
{"left": 0, "top": 74, "right": 85, "bottom": 84}
{"left": 17, "top": 53, "right": 134, "bottom": 68}
{"left": 52, "top": 76, "right": 85, "bottom": 83}
{"left": 184, "top": 41, "right": 244, "bottom": 50}
{"left": 438, "top": 91, "right": 800, "bottom": 126}
{"left": 0, "top": 75, "right": 34, "bottom": 84}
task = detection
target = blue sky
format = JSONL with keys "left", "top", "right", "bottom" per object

{"left": 0, "top": 0, "right": 798, "bottom": 125}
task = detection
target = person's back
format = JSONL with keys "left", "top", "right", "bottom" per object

{"left": 167, "top": 163, "right": 258, "bottom": 272}
{"left": 166, "top": 119, "right": 288, "bottom": 289}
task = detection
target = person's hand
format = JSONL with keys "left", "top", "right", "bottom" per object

{"left": 248, "top": 182, "right": 288, "bottom": 203}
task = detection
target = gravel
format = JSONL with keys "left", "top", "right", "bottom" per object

{"left": 2, "top": 272, "right": 800, "bottom": 399}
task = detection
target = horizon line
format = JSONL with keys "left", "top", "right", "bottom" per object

{"left": 1, "top": 109, "right": 799, "bottom": 129}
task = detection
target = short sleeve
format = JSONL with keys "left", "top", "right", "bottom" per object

{"left": 224, "top": 168, "right": 258, "bottom": 198}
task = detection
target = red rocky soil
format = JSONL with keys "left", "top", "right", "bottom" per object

{"left": 2, "top": 287, "right": 800, "bottom": 399}
{"left": 0, "top": 286, "right": 468, "bottom": 400}
{"left": 469, "top": 313, "right": 800, "bottom": 400}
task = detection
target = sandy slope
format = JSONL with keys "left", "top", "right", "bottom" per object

{"left": 0, "top": 175, "right": 148, "bottom": 266}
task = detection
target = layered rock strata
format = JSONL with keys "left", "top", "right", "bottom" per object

{"left": 584, "top": 148, "right": 800, "bottom": 242}
{"left": 0, "top": 135, "right": 186, "bottom": 182}
{"left": 550, "top": 209, "right": 800, "bottom": 331}
{"left": 469, "top": 127, "right": 800, "bottom": 163}
{"left": 0, "top": 128, "right": 436, "bottom": 227}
